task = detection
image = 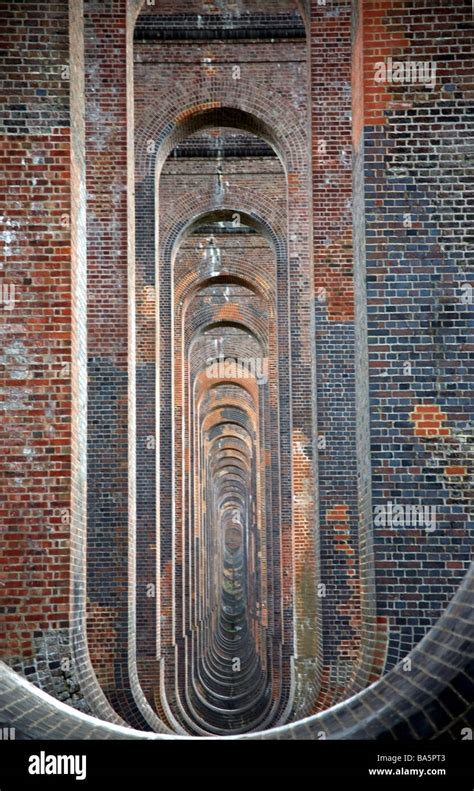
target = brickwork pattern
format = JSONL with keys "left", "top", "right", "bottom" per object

{"left": 0, "top": 0, "right": 472, "bottom": 741}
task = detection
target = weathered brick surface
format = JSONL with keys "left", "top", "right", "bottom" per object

{"left": 363, "top": 0, "right": 473, "bottom": 671}
{"left": 0, "top": 0, "right": 86, "bottom": 709}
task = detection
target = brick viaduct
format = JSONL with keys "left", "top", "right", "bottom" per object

{"left": 0, "top": 0, "right": 472, "bottom": 739}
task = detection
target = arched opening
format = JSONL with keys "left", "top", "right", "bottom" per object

{"left": 2, "top": 0, "right": 472, "bottom": 754}
{"left": 126, "top": 0, "right": 318, "bottom": 735}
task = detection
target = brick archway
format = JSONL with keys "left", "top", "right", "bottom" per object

{"left": 2, "top": 0, "right": 471, "bottom": 747}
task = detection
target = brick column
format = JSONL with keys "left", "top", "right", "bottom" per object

{"left": 311, "top": 0, "right": 362, "bottom": 701}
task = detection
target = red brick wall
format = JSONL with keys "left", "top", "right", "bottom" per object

{"left": 0, "top": 0, "right": 73, "bottom": 688}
